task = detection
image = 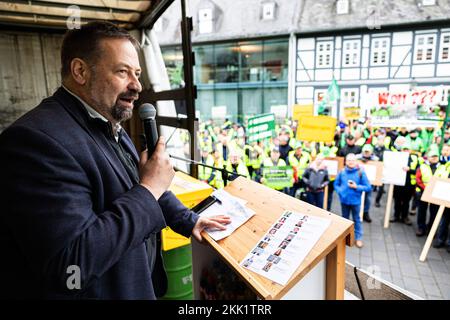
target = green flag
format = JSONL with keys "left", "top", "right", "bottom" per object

{"left": 318, "top": 78, "right": 340, "bottom": 115}
{"left": 327, "top": 77, "right": 340, "bottom": 102}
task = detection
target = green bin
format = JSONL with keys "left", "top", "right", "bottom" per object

{"left": 161, "top": 243, "right": 194, "bottom": 300}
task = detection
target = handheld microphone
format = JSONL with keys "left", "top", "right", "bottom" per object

{"left": 139, "top": 103, "right": 158, "bottom": 158}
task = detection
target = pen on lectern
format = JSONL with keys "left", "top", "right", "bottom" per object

{"left": 211, "top": 195, "right": 222, "bottom": 205}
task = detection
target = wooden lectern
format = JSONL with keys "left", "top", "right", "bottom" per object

{"left": 192, "top": 177, "right": 354, "bottom": 300}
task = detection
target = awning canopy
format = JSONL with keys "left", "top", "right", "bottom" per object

{"left": 0, "top": 0, "right": 172, "bottom": 30}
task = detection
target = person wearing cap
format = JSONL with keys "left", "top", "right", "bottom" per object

{"left": 278, "top": 133, "right": 294, "bottom": 163}
{"left": 355, "top": 144, "right": 379, "bottom": 223}
{"left": 258, "top": 146, "right": 289, "bottom": 192}
{"left": 334, "top": 153, "right": 372, "bottom": 248}
{"left": 421, "top": 127, "right": 437, "bottom": 153}
{"left": 390, "top": 143, "right": 419, "bottom": 226}
{"left": 337, "top": 134, "right": 362, "bottom": 159}
{"left": 225, "top": 148, "right": 249, "bottom": 182}
{"left": 318, "top": 141, "right": 338, "bottom": 158}
{"left": 287, "top": 142, "right": 312, "bottom": 197}
{"left": 415, "top": 149, "right": 448, "bottom": 236}
{"left": 406, "top": 129, "right": 425, "bottom": 156}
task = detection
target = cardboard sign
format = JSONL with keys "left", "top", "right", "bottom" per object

{"left": 343, "top": 106, "right": 361, "bottom": 121}
{"left": 381, "top": 151, "right": 409, "bottom": 186}
{"left": 357, "top": 160, "right": 384, "bottom": 186}
{"left": 292, "top": 104, "right": 314, "bottom": 121}
{"left": 421, "top": 176, "right": 450, "bottom": 207}
{"left": 247, "top": 113, "right": 276, "bottom": 143}
{"left": 369, "top": 88, "right": 442, "bottom": 127}
{"left": 262, "top": 166, "right": 294, "bottom": 189}
{"left": 296, "top": 116, "right": 336, "bottom": 143}
{"left": 322, "top": 157, "right": 344, "bottom": 179}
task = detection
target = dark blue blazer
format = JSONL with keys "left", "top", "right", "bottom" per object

{"left": 0, "top": 87, "right": 199, "bottom": 299}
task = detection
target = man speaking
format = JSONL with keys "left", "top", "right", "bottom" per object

{"left": 0, "top": 21, "right": 230, "bottom": 299}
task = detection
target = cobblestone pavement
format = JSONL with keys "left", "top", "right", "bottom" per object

{"left": 330, "top": 192, "right": 450, "bottom": 300}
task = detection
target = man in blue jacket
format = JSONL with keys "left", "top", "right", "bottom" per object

{"left": 334, "top": 153, "right": 372, "bottom": 248}
{"left": 0, "top": 21, "right": 230, "bottom": 299}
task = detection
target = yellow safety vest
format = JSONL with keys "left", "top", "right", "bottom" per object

{"left": 210, "top": 157, "right": 225, "bottom": 189}
{"left": 198, "top": 154, "right": 214, "bottom": 181}
{"left": 225, "top": 160, "right": 250, "bottom": 179}
{"left": 416, "top": 163, "right": 448, "bottom": 192}
{"left": 287, "top": 151, "right": 311, "bottom": 178}
{"left": 410, "top": 154, "right": 419, "bottom": 186}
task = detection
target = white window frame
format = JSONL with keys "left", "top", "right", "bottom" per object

{"left": 440, "top": 86, "right": 450, "bottom": 105}
{"left": 439, "top": 32, "right": 450, "bottom": 62}
{"left": 413, "top": 34, "right": 437, "bottom": 63}
{"left": 341, "top": 88, "right": 359, "bottom": 107}
{"left": 342, "top": 39, "right": 361, "bottom": 67}
{"left": 314, "top": 89, "right": 327, "bottom": 106}
{"left": 315, "top": 41, "right": 334, "bottom": 68}
{"left": 370, "top": 37, "right": 390, "bottom": 66}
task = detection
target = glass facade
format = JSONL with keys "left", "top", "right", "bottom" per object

{"left": 162, "top": 38, "right": 289, "bottom": 123}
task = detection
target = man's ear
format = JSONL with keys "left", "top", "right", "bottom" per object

{"left": 70, "top": 58, "right": 90, "bottom": 85}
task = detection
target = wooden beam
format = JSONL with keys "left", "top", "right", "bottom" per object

{"left": 34, "top": 0, "right": 152, "bottom": 12}
{"left": 0, "top": 2, "right": 140, "bottom": 23}
{"left": 0, "top": 14, "right": 133, "bottom": 29}
{"left": 326, "top": 239, "right": 346, "bottom": 300}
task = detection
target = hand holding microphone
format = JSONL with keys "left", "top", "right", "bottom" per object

{"left": 138, "top": 103, "right": 174, "bottom": 200}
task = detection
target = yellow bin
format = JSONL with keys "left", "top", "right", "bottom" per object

{"left": 162, "top": 171, "right": 213, "bottom": 251}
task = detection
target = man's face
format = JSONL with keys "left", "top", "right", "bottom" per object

{"left": 442, "top": 145, "right": 450, "bottom": 157}
{"left": 347, "top": 138, "right": 355, "bottom": 146}
{"left": 346, "top": 158, "right": 357, "bottom": 169}
{"left": 429, "top": 155, "right": 439, "bottom": 164}
{"left": 271, "top": 151, "right": 280, "bottom": 162}
{"left": 230, "top": 155, "right": 239, "bottom": 164}
{"left": 85, "top": 38, "right": 142, "bottom": 124}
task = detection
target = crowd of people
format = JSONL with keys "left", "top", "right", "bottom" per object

{"left": 191, "top": 116, "right": 450, "bottom": 250}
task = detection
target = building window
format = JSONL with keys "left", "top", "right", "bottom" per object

{"left": 440, "top": 86, "right": 450, "bottom": 105}
{"left": 316, "top": 41, "right": 334, "bottom": 68}
{"left": 414, "top": 34, "right": 436, "bottom": 63}
{"left": 439, "top": 33, "right": 450, "bottom": 62}
{"left": 342, "top": 40, "right": 361, "bottom": 67}
{"left": 262, "top": 40, "right": 289, "bottom": 81}
{"left": 370, "top": 37, "right": 390, "bottom": 66}
{"left": 214, "top": 44, "right": 239, "bottom": 83}
{"left": 341, "top": 88, "right": 359, "bottom": 107}
{"left": 198, "top": 8, "right": 213, "bottom": 34}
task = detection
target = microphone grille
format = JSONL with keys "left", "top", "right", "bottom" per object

{"left": 139, "top": 103, "right": 156, "bottom": 120}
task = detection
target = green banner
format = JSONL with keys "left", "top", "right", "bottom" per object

{"left": 262, "top": 166, "right": 294, "bottom": 189}
{"left": 247, "top": 113, "right": 275, "bottom": 143}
